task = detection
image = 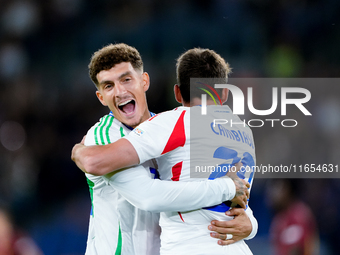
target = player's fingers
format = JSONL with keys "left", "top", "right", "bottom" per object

{"left": 218, "top": 239, "right": 237, "bottom": 246}
{"left": 210, "top": 232, "right": 225, "bottom": 240}
{"left": 239, "top": 197, "right": 247, "bottom": 209}
{"left": 210, "top": 232, "right": 234, "bottom": 241}
{"left": 208, "top": 224, "right": 233, "bottom": 234}
{"left": 238, "top": 200, "right": 246, "bottom": 210}
{"left": 209, "top": 220, "right": 229, "bottom": 228}
{"left": 225, "top": 207, "right": 243, "bottom": 217}
{"left": 241, "top": 179, "right": 250, "bottom": 189}
{"left": 245, "top": 188, "right": 250, "bottom": 199}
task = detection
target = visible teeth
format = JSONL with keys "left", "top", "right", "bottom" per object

{"left": 119, "top": 100, "right": 132, "bottom": 106}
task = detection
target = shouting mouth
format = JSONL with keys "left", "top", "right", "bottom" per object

{"left": 118, "top": 99, "right": 136, "bottom": 115}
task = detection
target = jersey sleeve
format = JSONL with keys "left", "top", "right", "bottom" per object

{"left": 123, "top": 110, "right": 186, "bottom": 164}
{"left": 244, "top": 206, "right": 258, "bottom": 240}
{"left": 84, "top": 115, "right": 123, "bottom": 146}
{"left": 107, "top": 166, "right": 236, "bottom": 213}
{"left": 84, "top": 125, "right": 98, "bottom": 146}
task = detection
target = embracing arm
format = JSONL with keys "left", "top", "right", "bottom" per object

{"left": 71, "top": 110, "right": 187, "bottom": 176}
{"left": 208, "top": 206, "right": 258, "bottom": 245}
{"left": 107, "top": 165, "right": 236, "bottom": 212}
{"left": 71, "top": 138, "right": 139, "bottom": 175}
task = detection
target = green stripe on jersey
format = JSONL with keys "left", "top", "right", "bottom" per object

{"left": 93, "top": 116, "right": 105, "bottom": 145}
{"left": 105, "top": 115, "right": 114, "bottom": 143}
{"left": 92, "top": 114, "right": 124, "bottom": 252}
{"left": 89, "top": 115, "right": 115, "bottom": 218}
{"left": 120, "top": 126, "right": 125, "bottom": 137}
{"left": 116, "top": 127, "right": 124, "bottom": 254}
{"left": 115, "top": 224, "right": 122, "bottom": 255}
{"left": 99, "top": 116, "right": 110, "bottom": 144}
{"left": 94, "top": 115, "right": 115, "bottom": 145}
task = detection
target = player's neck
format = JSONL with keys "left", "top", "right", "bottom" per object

{"left": 187, "top": 98, "right": 216, "bottom": 107}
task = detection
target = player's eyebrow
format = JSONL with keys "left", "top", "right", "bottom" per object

{"left": 98, "top": 71, "right": 133, "bottom": 87}
{"left": 99, "top": 80, "right": 113, "bottom": 86}
{"left": 118, "top": 71, "right": 132, "bottom": 80}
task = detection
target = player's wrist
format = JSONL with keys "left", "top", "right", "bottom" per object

{"left": 244, "top": 209, "right": 258, "bottom": 240}
{"left": 218, "top": 177, "right": 236, "bottom": 201}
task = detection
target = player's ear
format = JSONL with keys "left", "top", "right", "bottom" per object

{"left": 174, "top": 84, "right": 183, "bottom": 104}
{"left": 96, "top": 90, "right": 107, "bottom": 106}
{"left": 221, "top": 88, "right": 229, "bottom": 104}
{"left": 142, "top": 72, "right": 150, "bottom": 92}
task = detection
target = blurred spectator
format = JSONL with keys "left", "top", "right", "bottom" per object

{"left": 0, "top": 203, "right": 43, "bottom": 255}
{"left": 267, "top": 179, "right": 319, "bottom": 255}
{"left": 0, "top": 42, "right": 28, "bottom": 80}
{"left": 1, "top": 0, "right": 41, "bottom": 38}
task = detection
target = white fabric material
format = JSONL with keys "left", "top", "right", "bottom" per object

{"left": 125, "top": 106, "right": 257, "bottom": 254}
{"left": 244, "top": 206, "right": 258, "bottom": 240}
{"left": 83, "top": 112, "right": 242, "bottom": 255}
{"left": 84, "top": 115, "right": 161, "bottom": 255}
{"left": 107, "top": 169, "right": 236, "bottom": 213}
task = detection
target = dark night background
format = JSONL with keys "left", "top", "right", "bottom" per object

{"left": 0, "top": 0, "right": 339, "bottom": 254}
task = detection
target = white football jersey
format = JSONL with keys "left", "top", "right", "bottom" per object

{"left": 125, "top": 105, "right": 256, "bottom": 255}
{"left": 83, "top": 111, "right": 244, "bottom": 255}
{"left": 84, "top": 113, "right": 161, "bottom": 255}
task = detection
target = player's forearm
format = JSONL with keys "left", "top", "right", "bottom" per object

{"left": 111, "top": 169, "right": 236, "bottom": 212}
{"left": 78, "top": 145, "right": 117, "bottom": 175}
{"left": 139, "top": 178, "right": 236, "bottom": 212}
{"left": 72, "top": 139, "right": 139, "bottom": 175}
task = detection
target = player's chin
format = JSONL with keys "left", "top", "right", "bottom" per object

{"left": 121, "top": 115, "right": 140, "bottom": 128}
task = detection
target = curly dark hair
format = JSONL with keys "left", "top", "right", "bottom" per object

{"left": 88, "top": 43, "right": 143, "bottom": 86}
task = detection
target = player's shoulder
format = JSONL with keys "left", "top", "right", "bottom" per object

{"left": 87, "top": 114, "right": 118, "bottom": 134}
{"left": 85, "top": 113, "right": 127, "bottom": 146}
{"left": 128, "top": 107, "right": 189, "bottom": 139}
{"left": 147, "top": 106, "right": 189, "bottom": 122}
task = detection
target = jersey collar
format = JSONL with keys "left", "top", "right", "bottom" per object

{"left": 109, "top": 111, "right": 156, "bottom": 131}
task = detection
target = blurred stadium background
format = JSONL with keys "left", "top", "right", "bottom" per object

{"left": 0, "top": 0, "right": 339, "bottom": 254}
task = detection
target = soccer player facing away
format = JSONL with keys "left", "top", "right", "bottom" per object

{"left": 77, "top": 44, "right": 256, "bottom": 255}
{"left": 73, "top": 47, "right": 258, "bottom": 254}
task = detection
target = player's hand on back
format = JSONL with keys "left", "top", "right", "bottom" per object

{"left": 208, "top": 207, "right": 252, "bottom": 245}
{"left": 226, "top": 162, "right": 250, "bottom": 209}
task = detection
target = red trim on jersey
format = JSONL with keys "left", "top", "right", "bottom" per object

{"left": 171, "top": 161, "right": 183, "bottom": 181}
{"left": 161, "top": 111, "right": 186, "bottom": 155}
{"left": 171, "top": 160, "right": 185, "bottom": 222}
{"left": 148, "top": 115, "right": 157, "bottom": 121}
{"left": 148, "top": 113, "right": 160, "bottom": 121}
{"left": 178, "top": 212, "right": 185, "bottom": 222}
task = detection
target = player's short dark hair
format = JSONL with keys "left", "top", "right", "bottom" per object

{"left": 88, "top": 43, "right": 143, "bottom": 86}
{"left": 176, "top": 48, "right": 231, "bottom": 103}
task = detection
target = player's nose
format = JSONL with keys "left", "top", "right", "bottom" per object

{"left": 114, "top": 83, "right": 127, "bottom": 96}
